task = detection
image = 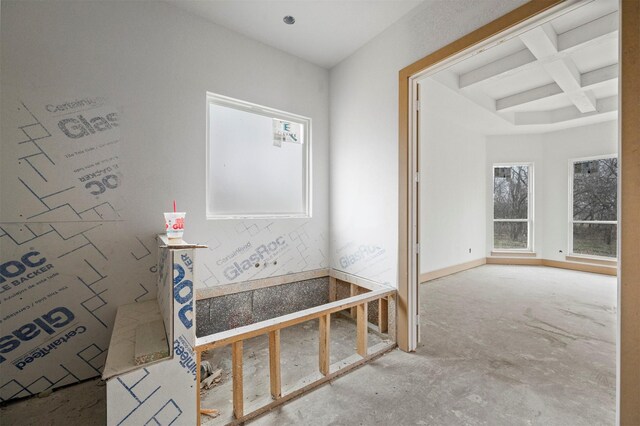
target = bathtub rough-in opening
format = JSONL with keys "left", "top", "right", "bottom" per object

{"left": 194, "top": 274, "right": 396, "bottom": 425}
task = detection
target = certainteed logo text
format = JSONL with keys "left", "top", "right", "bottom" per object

{"left": 223, "top": 236, "right": 287, "bottom": 280}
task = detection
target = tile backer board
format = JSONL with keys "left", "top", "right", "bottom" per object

{"left": 0, "top": 93, "right": 327, "bottom": 401}
{"left": 106, "top": 249, "right": 198, "bottom": 426}
{"left": 0, "top": 0, "right": 361, "bottom": 402}
{"left": 102, "top": 300, "right": 166, "bottom": 380}
{"left": 0, "top": 220, "right": 157, "bottom": 402}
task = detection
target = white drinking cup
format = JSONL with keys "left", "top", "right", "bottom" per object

{"left": 164, "top": 212, "right": 186, "bottom": 239}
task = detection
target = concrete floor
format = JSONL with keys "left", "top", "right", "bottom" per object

{"left": 0, "top": 265, "right": 617, "bottom": 425}
{"left": 0, "top": 377, "right": 106, "bottom": 425}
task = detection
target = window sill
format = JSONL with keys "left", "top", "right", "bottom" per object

{"left": 491, "top": 251, "right": 537, "bottom": 257}
{"left": 566, "top": 255, "right": 617, "bottom": 267}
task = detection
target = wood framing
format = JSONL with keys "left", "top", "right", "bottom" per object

{"left": 399, "top": 0, "right": 639, "bottom": 422}
{"left": 619, "top": 0, "right": 640, "bottom": 423}
{"left": 378, "top": 298, "right": 389, "bottom": 333}
{"left": 356, "top": 303, "right": 368, "bottom": 357}
{"left": 268, "top": 330, "right": 281, "bottom": 399}
{"left": 228, "top": 342, "right": 395, "bottom": 425}
{"left": 196, "top": 351, "right": 202, "bottom": 426}
{"left": 398, "top": 0, "right": 565, "bottom": 352}
{"left": 195, "top": 279, "right": 395, "bottom": 423}
{"left": 196, "top": 287, "right": 394, "bottom": 351}
{"left": 329, "top": 276, "right": 337, "bottom": 302}
{"left": 231, "top": 341, "right": 244, "bottom": 419}
{"left": 330, "top": 269, "right": 388, "bottom": 291}
{"left": 349, "top": 283, "right": 358, "bottom": 318}
{"left": 319, "top": 314, "right": 331, "bottom": 376}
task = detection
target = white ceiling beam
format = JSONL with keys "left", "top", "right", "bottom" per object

{"left": 513, "top": 95, "right": 618, "bottom": 125}
{"left": 458, "top": 49, "right": 536, "bottom": 88}
{"left": 432, "top": 70, "right": 498, "bottom": 112}
{"left": 496, "top": 63, "right": 618, "bottom": 111}
{"left": 582, "top": 63, "right": 618, "bottom": 87}
{"left": 553, "top": 95, "right": 616, "bottom": 121}
{"left": 558, "top": 11, "right": 618, "bottom": 52}
{"left": 458, "top": 12, "right": 618, "bottom": 89}
{"left": 520, "top": 24, "right": 597, "bottom": 113}
{"left": 542, "top": 58, "right": 597, "bottom": 112}
{"left": 519, "top": 24, "right": 558, "bottom": 58}
{"left": 496, "top": 83, "right": 562, "bottom": 111}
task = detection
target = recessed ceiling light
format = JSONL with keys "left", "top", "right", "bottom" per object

{"left": 283, "top": 15, "right": 295, "bottom": 25}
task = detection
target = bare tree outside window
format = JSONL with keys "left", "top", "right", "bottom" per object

{"left": 493, "top": 165, "right": 531, "bottom": 250}
{"left": 571, "top": 157, "right": 617, "bottom": 258}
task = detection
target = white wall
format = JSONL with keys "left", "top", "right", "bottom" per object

{"left": 0, "top": 0, "right": 329, "bottom": 399}
{"left": 329, "top": 0, "right": 528, "bottom": 286}
{"left": 541, "top": 121, "right": 618, "bottom": 261}
{"left": 419, "top": 80, "right": 486, "bottom": 274}
{"left": 486, "top": 120, "right": 618, "bottom": 260}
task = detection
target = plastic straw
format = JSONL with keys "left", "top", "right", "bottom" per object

{"left": 173, "top": 200, "right": 176, "bottom": 213}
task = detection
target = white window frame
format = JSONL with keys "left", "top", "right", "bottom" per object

{"left": 568, "top": 154, "right": 617, "bottom": 260}
{"left": 205, "top": 92, "right": 312, "bottom": 220}
{"left": 492, "top": 163, "right": 534, "bottom": 252}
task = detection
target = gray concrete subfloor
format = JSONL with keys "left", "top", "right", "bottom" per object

{"left": 0, "top": 377, "right": 106, "bottom": 426}
{"left": 0, "top": 265, "right": 616, "bottom": 425}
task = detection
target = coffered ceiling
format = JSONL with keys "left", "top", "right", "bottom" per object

{"left": 424, "top": 0, "right": 618, "bottom": 135}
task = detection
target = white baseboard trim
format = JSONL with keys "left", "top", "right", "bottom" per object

{"left": 421, "top": 256, "right": 618, "bottom": 283}
{"left": 486, "top": 257, "right": 617, "bottom": 276}
{"left": 420, "top": 258, "right": 487, "bottom": 284}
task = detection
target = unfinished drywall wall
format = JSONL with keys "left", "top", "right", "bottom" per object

{"left": 329, "top": 0, "right": 528, "bottom": 286}
{"left": 419, "top": 80, "right": 486, "bottom": 274}
{"left": 0, "top": 0, "right": 329, "bottom": 400}
{"left": 486, "top": 120, "right": 618, "bottom": 260}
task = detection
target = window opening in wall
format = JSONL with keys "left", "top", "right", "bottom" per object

{"left": 493, "top": 164, "right": 533, "bottom": 251}
{"left": 570, "top": 155, "right": 617, "bottom": 258}
{"left": 206, "top": 92, "right": 311, "bottom": 219}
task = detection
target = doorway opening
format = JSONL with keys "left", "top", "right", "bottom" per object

{"left": 398, "top": 0, "right": 639, "bottom": 423}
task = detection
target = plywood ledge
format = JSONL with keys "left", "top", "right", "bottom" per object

{"left": 420, "top": 258, "right": 486, "bottom": 283}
